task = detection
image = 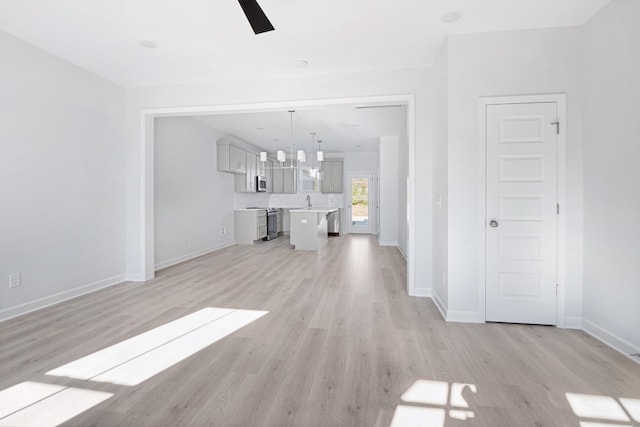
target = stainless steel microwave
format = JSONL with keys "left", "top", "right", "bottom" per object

{"left": 256, "top": 175, "right": 267, "bottom": 192}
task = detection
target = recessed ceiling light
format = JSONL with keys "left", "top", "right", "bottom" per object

{"left": 355, "top": 144, "right": 363, "bottom": 148}
{"left": 295, "top": 60, "right": 309, "bottom": 69}
{"left": 138, "top": 40, "right": 159, "bottom": 49}
{"left": 257, "top": 127, "right": 265, "bottom": 130}
{"left": 351, "top": 124, "right": 361, "bottom": 127}
{"left": 273, "top": 138, "right": 280, "bottom": 142}
{"left": 441, "top": 10, "right": 463, "bottom": 23}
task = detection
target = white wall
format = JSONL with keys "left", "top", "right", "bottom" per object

{"left": 154, "top": 117, "right": 235, "bottom": 270}
{"left": 379, "top": 136, "right": 399, "bottom": 245}
{"left": 431, "top": 42, "right": 449, "bottom": 313}
{"left": 581, "top": 0, "right": 640, "bottom": 353}
{"left": 0, "top": 31, "right": 126, "bottom": 319}
{"left": 446, "top": 27, "right": 584, "bottom": 321}
{"left": 125, "top": 68, "right": 433, "bottom": 294}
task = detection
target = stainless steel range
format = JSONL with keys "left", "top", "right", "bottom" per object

{"left": 265, "top": 208, "right": 279, "bottom": 240}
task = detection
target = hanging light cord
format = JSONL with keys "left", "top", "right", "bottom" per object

{"left": 289, "top": 110, "right": 295, "bottom": 168}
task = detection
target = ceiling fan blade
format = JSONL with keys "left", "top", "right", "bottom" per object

{"left": 237, "top": 0, "right": 275, "bottom": 34}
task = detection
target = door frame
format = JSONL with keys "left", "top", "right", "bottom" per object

{"left": 346, "top": 171, "right": 376, "bottom": 234}
{"left": 478, "top": 94, "right": 567, "bottom": 327}
{"left": 137, "top": 94, "right": 419, "bottom": 297}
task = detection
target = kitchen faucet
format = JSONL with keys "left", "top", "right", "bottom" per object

{"left": 306, "top": 195, "right": 312, "bottom": 208}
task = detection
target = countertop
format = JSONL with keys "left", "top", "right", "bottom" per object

{"left": 289, "top": 208, "right": 339, "bottom": 214}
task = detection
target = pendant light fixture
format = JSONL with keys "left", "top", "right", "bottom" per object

{"left": 260, "top": 110, "right": 306, "bottom": 168}
{"left": 316, "top": 139, "right": 325, "bottom": 181}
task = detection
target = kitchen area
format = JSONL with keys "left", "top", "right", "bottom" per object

{"left": 219, "top": 136, "right": 344, "bottom": 251}
{"left": 152, "top": 105, "right": 407, "bottom": 271}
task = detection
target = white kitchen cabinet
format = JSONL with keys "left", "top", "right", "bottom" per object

{"left": 321, "top": 160, "right": 343, "bottom": 194}
{"left": 217, "top": 142, "right": 247, "bottom": 174}
{"left": 265, "top": 160, "right": 273, "bottom": 193}
{"left": 283, "top": 165, "right": 296, "bottom": 194}
{"left": 234, "top": 210, "right": 267, "bottom": 244}
{"left": 234, "top": 151, "right": 258, "bottom": 192}
{"left": 282, "top": 209, "right": 291, "bottom": 234}
{"left": 257, "top": 157, "right": 266, "bottom": 177}
{"left": 271, "top": 162, "right": 297, "bottom": 194}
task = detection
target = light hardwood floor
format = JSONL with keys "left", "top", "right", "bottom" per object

{"left": 1, "top": 235, "right": 639, "bottom": 426}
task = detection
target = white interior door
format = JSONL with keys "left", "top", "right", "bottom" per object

{"left": 485, "top": 102, "right": 558, "bottom": 325}
{"left": 348, "top": 172, "right": 373, "bottom": 234}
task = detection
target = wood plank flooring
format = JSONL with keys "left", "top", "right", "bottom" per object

{"left": 1, "top": 235, "right": 639, "bottom": 426}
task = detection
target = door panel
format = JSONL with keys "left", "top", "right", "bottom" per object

{"left": 347, "top": 172, "right": 373, "bottom": 234}
{"left": 486, "top": 102, "right": 558, "bottom": 325}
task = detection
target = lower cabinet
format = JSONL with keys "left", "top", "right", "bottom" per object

{"left": 235, "top": 210, "right": 267, "bottom": 244}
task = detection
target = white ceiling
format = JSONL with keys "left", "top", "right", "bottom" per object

{"left": 0, "top": 0, "right": 610, "bottom": 87}
{"left": 190, "top": 103, "right": 407, "bottom": 153}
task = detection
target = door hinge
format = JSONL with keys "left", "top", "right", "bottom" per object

{"left": 556, "top": 284, "right": 559, "bottom": 295}
{"left": 557, "top": 203, "right": 560, "bottom": 215}
{"left": 551, "top": 121, "right": 560, "bottom": 135}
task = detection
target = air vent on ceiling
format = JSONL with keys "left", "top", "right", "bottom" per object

{"left": 355, "top": 105, "right": 404, "bottom": 110}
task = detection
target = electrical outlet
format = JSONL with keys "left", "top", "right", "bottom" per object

{"left": 221, "top": 226, "right": 226, "bottom": 235}
{"left": 9, "top": 273, "right": 21, "bottom": 288}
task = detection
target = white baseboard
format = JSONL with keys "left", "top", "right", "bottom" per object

{"left": 379, "top": 241, "right": 398, "bottom": 247}
{"left": 397, "top": 245, "right": 407, "bottom": 259}
{"left": 155, "top": 241, "right": 235, "bottom": 271}
{"left": 410, "top": 288, "right": 432, "bottom": 298}
{"left": 125, "top": 273, "right": 145, "bottom": 282}
{"left": 583, "top": 318, "right": 640, "bottom": 362}
{"left": 446, "top": 310, "right": 483, "bottom": 323}
{"left": 430, "top": 291, "right": 447, "bottom": 321}
{"left": 561, "top": 316, "right": 583, "bottom": 330}
{"left": 0, "top": 274, "right": 126, "bottom": 322}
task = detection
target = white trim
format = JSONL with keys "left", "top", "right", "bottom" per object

{"left": 563, "top": 316, "right": 583, "bottom": 330}
{"left": 397, "top": 245, "right": 407, "bottom": 259}
{"left": 431, "top": 292, "right": 447, "bottom": 320}
{"left": 411, "top": 288, "right": 432, "bottom": 298}
{"left": 583, "top": 319, "right": 640, "bottom": 364}
{"left": 125, "top": 273, "right": 145, "bottom": 282}
{"left": 447, "top": 310, "right": 483, "bottom": 324}
{"left": 379, "top": 241, "right": 399, "bottom": 247}
{"left": 0, "top": 274, "right": 127, "bottom": 322}
{"left": 478, "top": 93, "right": 567, "bottom": 326}
{"left": 138, "top": 94, "right": 417, "bottom": 296}
{"left": 155, "top": 242, "right": 236, "bottom": 271}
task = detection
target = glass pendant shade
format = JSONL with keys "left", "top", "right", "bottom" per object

{"left": 277, "top": 150, "right": 286, "bottom": 162}
{"left": 316, "top": 151, "right": 324, "bottom": 162}
{"left": 297, "top": 150, "right": 306, "bottom": 162}
{"left": 260, "top": 152, "right": 267, "bottom": 162}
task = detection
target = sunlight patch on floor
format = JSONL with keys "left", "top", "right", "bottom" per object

{"left": 91, "top": 309, "right": 267, "bottom": 386}
{"left": 566, "top": 392, "right": 640, "bottom": 427}
{"left": 46, "top": 307, "right": 235, "bottom": 380}
{"left": 566, "top": 393, "right": 631, "bottom": 423}
{"left": 0, "top": 382, "right": 65, "bottom": 419}
{"left": 391, "top": 380, "right": 477, "bottom": 427}
{"left": 390, "top": 405, "right": 446, "bottom": 427}
{"left": 0, "top": 307, "right": 268, "bottom": 426}
{"left": 0, "top": 384, "right": 112, "bottom": 427}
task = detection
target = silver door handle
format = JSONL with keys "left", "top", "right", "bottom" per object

{"left": 489, "top": 219, "right": 499, "bottom": 228}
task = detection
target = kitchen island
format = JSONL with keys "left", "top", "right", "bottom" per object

{"left": 289, "top": 208, "right": 338, "bottom": 251}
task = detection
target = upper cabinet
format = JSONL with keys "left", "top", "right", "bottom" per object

{"left": 217, "top": 142, "right": 247, "bottom": 174}
{"left": 321, "top": 160, "right": 344, "bottom": 194}
{"left": 265, "top": 160, "right": 273, "bottom": 193}
{"left": 235, "top": 151, "right": 258, "bottom": 192}
{"left": 272, "top": 163, "right": 297, "bottom": 194}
